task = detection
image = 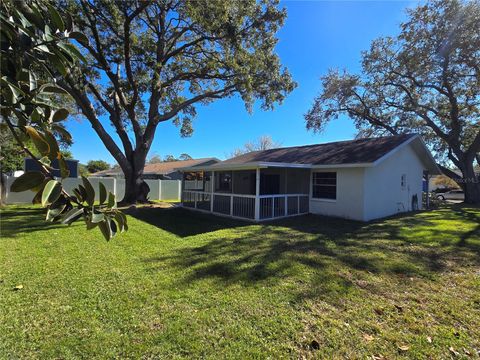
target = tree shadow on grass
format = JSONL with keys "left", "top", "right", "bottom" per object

{"left": 0, "top": 206, "right": 64, "bottom": 238}
{"left": 126, "top": 207, "right": 251, "bottom": 237}
{"left": 141, "top": 205, "right": 479, "bottom": 301}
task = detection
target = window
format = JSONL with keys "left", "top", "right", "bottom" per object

{"left": 312, "top": 172, "right": 336, "bottom": 200}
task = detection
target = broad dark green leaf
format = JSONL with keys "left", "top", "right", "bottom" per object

{"left": 46, "top": 202, "right": 66, "bottom": 221}
{"left": 98, "top": 182, "right": 107, "bottom": 205}
{"left": 52, "top": 108, "right": 69, "bottom": 122}
{"left": 24, "top": 126, "right": 50, "bottom": 156}
{"left": 114, "top": 211, "right": 127, "bottom": 232}
{"left": 81, "top": 176, "right": 95, "bottom": 206}
{"left": 91, "top": 212, "right": 104, "bottom": 223}
{"left": 98, "top": 219, "right": 112, "bottom": 241}
{"left": 10, "top": 171, "right": 45, "bottom": 192}
{"left": 43, "top": 130, "right": 60, "bottom": 160}
{"left": 29, "top": 70, "right": 37, "bottom": 91}
{"left": 39, "top": 84, "right": 69, "bottom": 95}
{"left": 107, "top": 192, "right": 116, "bottom": 209}
{"left": 68, "top": 31, "right": 89, "bottom": 46}
{"left": 58, "top": 157, "right": 70, "bottom": 179}
{"left": 46, "top": 3, "right": 64, "bottom": 32}
{"left": 61, "top": 207, "right": 84, "bottom": 225}
{"left": 41, "top": 179, "right": 62, "bottom": 207}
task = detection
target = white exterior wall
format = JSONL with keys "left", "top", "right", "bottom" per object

{"left": 363, "top": 144, "right": 424, "bottom": 221}
{"left": 309, "top": 167, "right": 366, "bottom": 221}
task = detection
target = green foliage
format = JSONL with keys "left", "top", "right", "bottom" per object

{"left": 0, "top": 128, "right": 24, "bottom": 174}
{"left": 60, "top": 0, "right": 296, "bottom": 203}
{"left": 304, "top": 0, "right": 480, "bottom": 201}
{"left": 86, "top": 159, "right": 110, "bottom": 173}
{"left": 0, "top": 0, "right": 127, "bottom": 240}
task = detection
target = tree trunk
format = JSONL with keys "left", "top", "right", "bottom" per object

{"left": 120, "top": 151, "right": 150, "bottom": 205}
{"left": 0, "top": 171, "right": 7, "bottom": 206}
{"left": 460, "top": 160, "right": 480, "bottom": 204}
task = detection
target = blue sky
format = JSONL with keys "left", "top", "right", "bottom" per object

{"left": 66, "top": 1, "right": 414, "bottom": 164}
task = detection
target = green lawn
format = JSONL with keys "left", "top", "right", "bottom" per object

{"left": 1, "top": 204, "right": 479, "bottom": 359}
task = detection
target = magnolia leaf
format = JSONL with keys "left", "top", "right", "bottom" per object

{"left": 46, "top": 3, "right": 64, "bottom": 32}
{"left": 98, "top": 219, "right": 112, "bottom": 241}
{"left": 78, "top": 184, "right": 87, "bottom": 202}
{"left": 24, "top": 126, "right": 50, "bottom": 156}
{"left": 68, "top": 31, "right": 89, "bottom": 46}
{"left": 81, "top": 176, "right": 95, "bottom": 206}
{"left": 98, "top": 182, "right": 107, "bottom": 205}
{"left": 39, "top": 84, "right": 69, "bottom": 95}
{"left": 29, "top": 70, "right": 37, "bottom": 91}
{"left": 41, "top": 180, "right": 62, "bottom": 207}
{"left": 46, "top": 202, "right": 66, "bottom": 221}
{"left": 91, "top": 212, "right": 104, "bottom": 223}
{"left": 107, "top": 192, "right": 116, "bottom": 209}
{"left": 114, "top": 212, "right": 126, "bottom": 232}
{"left": 52, "top": 108, "right": 69, "bottom": 122}
{"left": 61, "top": 207, "right": 84, "bottom": 225}
{"left": 43, "top": 130, "right": 60, "bottom": 160}
{"left": 109, "top": 218, "right": 117, "bottom": 236}
{"left": 73, "top": 188, "right": 83, "bottom": 202}
{"left": 10, "top": 172, "right": 45, "bottom": 192}
{"left": 58, "top": 42, "right": 86, "bottom": 63}
{"left": 58, "top": 157, "right": 70, "bottom": 179}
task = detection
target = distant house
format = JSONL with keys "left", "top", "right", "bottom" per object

{"left": 24, "top": 158, "right": 79, "bottom": 178}
{"left": 91, "top": 158, "right": 220, "bottom": 180}
{"left": 180, "top": 134, "right": 441, "bottom": 222}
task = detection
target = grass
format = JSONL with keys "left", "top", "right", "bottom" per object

{"left": 0, "top": 204, "right": 479, "bottom": 359}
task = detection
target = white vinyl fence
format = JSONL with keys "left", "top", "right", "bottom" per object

{"left": 3, "top": 176, "right": 181, "bottom": 204}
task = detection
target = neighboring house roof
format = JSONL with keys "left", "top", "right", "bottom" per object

{"left": 90, "top": 158, "right": 219, "bottom": 177}
{"left": 182, "top": 134, "right": 441, "bottom": 174}
{"left": 143, "top": 158, "right": 219, "bottom": 175}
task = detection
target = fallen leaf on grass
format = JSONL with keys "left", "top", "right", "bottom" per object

{"left": 363, "top": 334, "right": 375, "bottom": 342}
{"left": 449, "top": 346, "right": 460, "bottom": 356}
{"left": 374, "top": 308, "right": 384, "bottom": 316}
{"left": 310, "top": 340, "right": 320, "bottom": 350}
{"left": 427, "top": 336, "right": 432, "bottom": 343}
{"left": 394, "top": 304, "right": 404, "bottom": 312}
{"left": 371, "top": 355, "right": 386, "bottom": 360}
{"left": 398, "top": 344, "right": 410, "bottom": 352}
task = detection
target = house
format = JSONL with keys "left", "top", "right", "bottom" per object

{"left": 91, "top": 158, "right": 220, "bottom": 179}
{"left": 25, "top": 158, "right": 79, "bottom": 178}
{"left": 180, "top": 134, "right": 441, "bottom": 222}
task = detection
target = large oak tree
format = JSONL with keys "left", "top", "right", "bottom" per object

{"left": 305, "top": 0, "right": 480, "bottom": 203}
{"left": 61, "top": 0, "right": 296, "bottom": 204}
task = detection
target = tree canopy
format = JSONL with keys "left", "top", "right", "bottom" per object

{"left": 305, "top": 0, "right": 480, "bottom": 203}
{"left": 86, "top": 160, "right": 111, "bottom": 173}
{"left": 0, "top": 0, "right": 127, "bottom": 239}
{"left": 61, "top": 0, "right": 296, "bottom": 203}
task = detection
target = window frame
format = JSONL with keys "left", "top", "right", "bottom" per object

{"left": 311, "top": 171, "right": 337, "bottom": 201}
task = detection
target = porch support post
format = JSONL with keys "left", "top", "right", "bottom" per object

{"left": 210, "top": 171, "right": 215, "bottom": 213}
{"left": 424, "top": 170, "right": 430, "bottom": 210}
{"left": 254, "top": 168, "right": 260, "bottom": 221}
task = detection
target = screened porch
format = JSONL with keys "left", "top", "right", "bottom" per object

{"left": 181, "top": 167, "right": 310, "bottom": 221}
